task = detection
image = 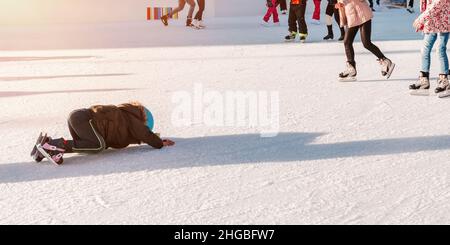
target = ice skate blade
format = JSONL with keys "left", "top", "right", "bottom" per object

{"left": 438, "top": 90, "right": 450, "bottom": 98}
{"left": 385, "top": 63, "right": 396, "bottom": 79}
{"left": 410, "top": 89, "right": 431, "bottom": 96}
{"left": 338, "top": 77, "right": 357, "bottom": 82}
{"left": 36, "top": 144, "right": 60, "bottom": 166}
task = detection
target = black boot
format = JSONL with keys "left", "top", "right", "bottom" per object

{"left": 323, "top": 25, "right": 334, "bottom": 40}
{"left": 338, "top": 27, "right": 345, "bottom": 41}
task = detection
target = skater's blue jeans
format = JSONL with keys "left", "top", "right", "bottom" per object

{"left": 421, "top": 32, "right": 449, "bottom": 74}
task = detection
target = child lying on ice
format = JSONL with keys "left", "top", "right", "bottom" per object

{"left": 30, "top": 102, "right": 175, "bottom": 165}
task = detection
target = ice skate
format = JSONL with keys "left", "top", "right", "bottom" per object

{"left": 379, "top": 58, "right": 395, "bottom": 79}
{"left": 409, "top": 72, "right": 431, "bottom": 96}
{"left": 30, "top": 132, "right": 49, "bottom": 163}
{"left": 192, "top": 20, "right": 206, "bottom": 29}
{"left": 435, "top": 74, "right": 449, "bottom": 94}
{"left": 186, "top": 18, "right": 194, "bottom": 27}
{"left": 338, "top": 28, "right": 345, "bottom": 41}
{"left": 323, "top": 25, "right": 334, "bottom": 40}
{"left": 161, "top": 15, "right": 169, "bottom": 26}
{"left": 338, "top": 62, "right": 357, "bottom": 82}
{"left": 36, "top": 138, "right": 67, "bottom": 165}
{"left": 406, "top": 7, "right": 415, "bottom": 13}
{"left": 284, "top": 32, "right": 297, "bottom": 42}
{"left": 299, "top": 33, "right": 308, "bottom": 43}
{"left": 261, "top": 20, "right": 270, "bottom": 27}
{"left": 281, "top": 10, "right": 287, "bottom": 15}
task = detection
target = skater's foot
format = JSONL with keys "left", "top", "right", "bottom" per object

{"left": 435, "top": 74, "right": 449, "bottom": 94}
{"left": 338, "top": 28, "right": 345, "bottom": 41}
{"left": 161, "top": 15, "right": 169, "bottom": 26}
{"left": 299, "top": 33, "right": 308, "bottom": 43}
{"left": 406, "top": 7, "right": 415, "bottom": 13}
{"left": 186, "top": 18, "right": 193, "bottom": 27}
{"left": 261, "top": 20, "right": 270, "bottom": 27}
{"left": 339, "top": 62, "right": 357, "bottom": 82}
{"left": 36, "top": 139, "right": 66, "bottom": 165}
{"left": 281, "top": 10, "right": 287, "bottom": 15}
{"left": 378, "top": 58, "right": 395, "bottom": 79}
{"left": 323, "top": 34, "right": 334, "bottom": 40}
{"left": 37, "top": 138, "right": 70, "bottom": 165}
{"left": 323, "top": 25, "right": 334, "bottom": 40}
{"left": 409, "top": 72, "right": 430, "bottom": 90}
{"left": 310, "top": 19, "right": 321, "bottom": 25}
{"left": 192, "top": 19, "right": 206, "bottom": 29}
{"left": 285, "top": 31, "right": 297, "bottom": 42}
{"left": 273, "top": 22, "right": 281, "bottom": 27}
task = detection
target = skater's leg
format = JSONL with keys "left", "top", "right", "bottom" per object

{"left": 333, "top": 6, "right": 340, "bottom": 25}
{"left": 312, "top": 0, "right": 321, "bottom": 21}
{"left": 168, "top": 0, "right": 187, "bottom": 18}
{"left": 359, "top": 20, "right": 386, "bottom": 60}
{"left": 186, "top": 0, "right": 196, "bottom": 20}
{"left": 194, "top": 0, "right": 205, "bottom": 21}
{"left": 288, "top": 4, "right": 298, "bottom": 33}
{"left": 324, "top": 3, "right": 335, "bottom": 39}
{"left": 344, "top": 25, "right": 359, "bottom": 66}
{"left": 66, "top": 109, "right": 105, "bottom": 153}
{"left": 279, "top": 0, "right": 287, "bottom": 11}
{"left": 272, "top": 0, "right": 279, "bottom": 23}
{"left": 296, "top": 1, "right": 308, "bottom": 35}
{"left": 263, "top": 6, "right": 272, "bottom": 23}
{"left": 421, "top": 33, "right": 438, "bottom": 73}
{"left": 437, "top": 33, "right": 449, "bottom": 75}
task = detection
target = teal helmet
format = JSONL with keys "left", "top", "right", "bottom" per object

{"left": 143, "top": 107, "right": 154, "bottom": 131}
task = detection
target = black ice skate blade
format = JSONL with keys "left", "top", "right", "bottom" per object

{"left": 438, "top": 91, "right": 450, "bottom": 98}
{"left": 36, "top": 144, "right": 60, "bottom": 166}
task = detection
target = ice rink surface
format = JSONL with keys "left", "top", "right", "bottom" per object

{"left": 0, "top": 8, "right": 449, "bottom": 224}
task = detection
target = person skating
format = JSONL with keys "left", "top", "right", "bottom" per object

{"left": 161, "top": 0, "right": 196, "bottom": 27}
{"left": 323, "top": 0, "right": 345, "bottom": 41}
{"left": 409, "top": 0, "right": 450, "bottom": 96}
{"left": 336, "top": 0, "right": 395, "bottom": 82}
{"left": 285, "top": 0, "right": 308, "bottom": 42}
{"left": 262, "top": 0, "right": 280, "bottom": 26}
{"left": 30, "top": 102, "right": 175, "bottom": 165}
{"left": 193, "top": 0, "right": 206, "bottom": 29}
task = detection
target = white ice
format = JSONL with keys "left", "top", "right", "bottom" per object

{"left": 0, "top": 7, "right": 449, "bottom": 225}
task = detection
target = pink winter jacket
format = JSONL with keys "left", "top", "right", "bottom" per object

{"left": 340, "top": 0, "right": 373, "bottom": 28}
{"left": 416, "top": 0, "right": 450, "bottom": 33}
